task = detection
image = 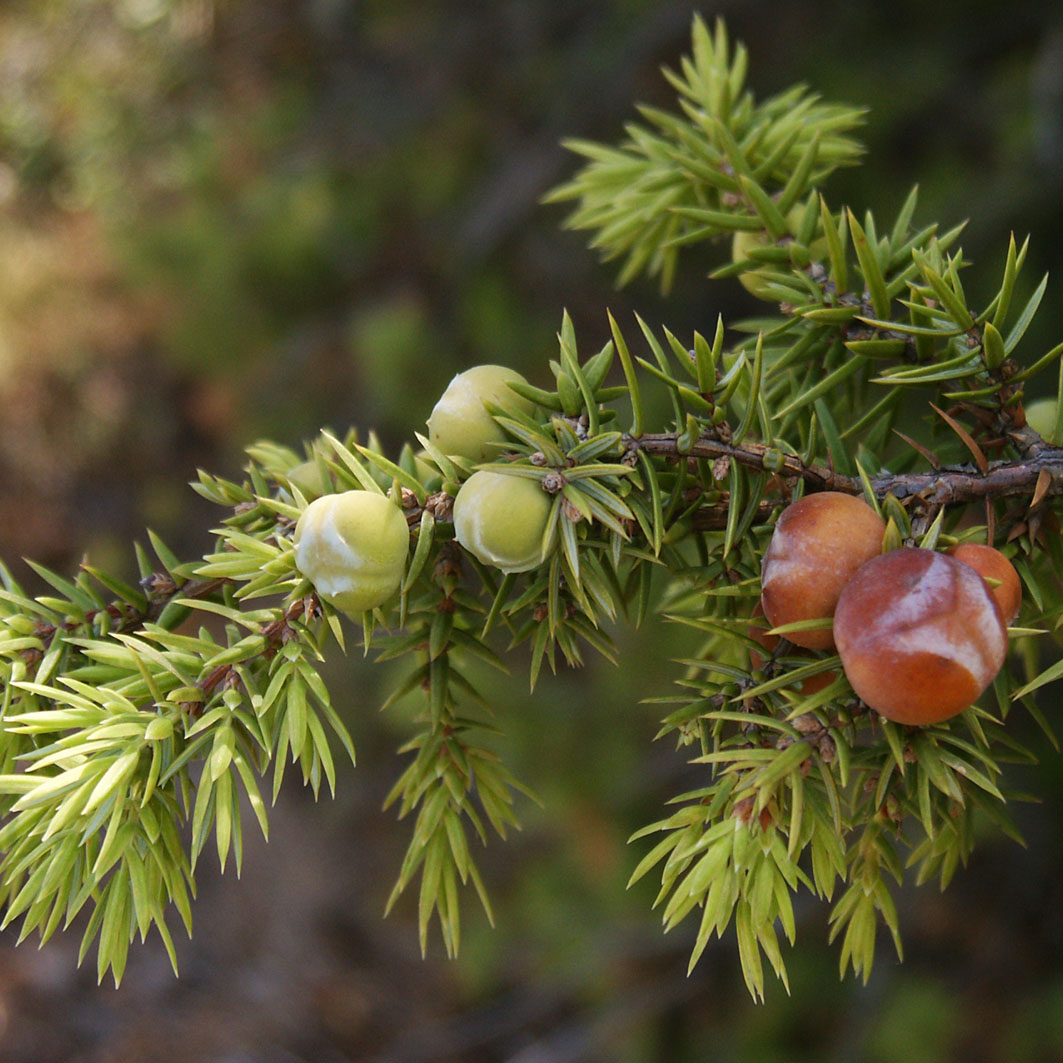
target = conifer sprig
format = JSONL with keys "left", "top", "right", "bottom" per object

{"left": 1, "top": 14, "right": 1061, "bottom": 996}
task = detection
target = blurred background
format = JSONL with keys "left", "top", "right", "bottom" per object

{"left": 1, "top": 1, "right": 1062, "bottom": 1060}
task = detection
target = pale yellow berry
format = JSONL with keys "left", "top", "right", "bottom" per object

{"left": 293, "top": 491, "right": 409, "bottom": 615}
{"left": 452, "top": 470, "right": 552, "bottom": 573}
{"left": 285, "top": 460, "right": 328, "bottom": 499}
{"left": 731, "top": 205, "right": 828, "bottom": 299}
{"left": 1024, "top": 397, "right": 1062, "bottom": 444}
{"left": 427, "top": 365, "right": 534, "bottom": 461}
{"left": 412, "top": 449, "right": 438, "bottom": 483}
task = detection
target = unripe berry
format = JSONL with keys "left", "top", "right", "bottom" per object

{"left": 452, "top": 470, "right": 552, "bottom": 573}
{"left": 293, "top": 491, "right": 410, "bottom": 615}
{"left": 285, "top": 460, "right": 328, "bottom": 499}
{"left": 760, "top": 491, "right": 886, "bottom": 650}
{"left": 731, "top": 206, "right": 828, "bottom": 299}
{"left": 748, "top": 600, "right": 836, "bottom": 695}
{"left": 946, "top": 542, "right": 1022, "bottom": 623}
{"left": 1022, "top": 397, "right": 1059, "bottom": 441}
{"left": 412, "top": 449, "right": 438, "bottom": 484}
{"left": 731, "top": 229, "right": 777, "bottom": 298}
{"left": 833, "top": 548, "right": 1007, "bottom": 726}
{"left": 427, "top": 365, "right": 535, "bottom": 462}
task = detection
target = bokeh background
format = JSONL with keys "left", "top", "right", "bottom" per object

{"left": 1, "top": 1, "right": 1063, "bottom": 1060}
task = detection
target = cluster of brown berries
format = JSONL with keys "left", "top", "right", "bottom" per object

{"left": 759, "top": 492, "right": 1019, "bottom": 726}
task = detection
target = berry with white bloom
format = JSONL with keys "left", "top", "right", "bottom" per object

{"left": 427, "top": 364, "right": 534, "bottom": 461}
{"left": 294, "top": 490, "right": 409, "bottom": 615}
{"left": 453, "top": 470, "right": 552, "bottom": 573}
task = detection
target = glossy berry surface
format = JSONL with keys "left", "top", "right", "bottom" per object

{"left": 452, "top": 470, "right": 552, "bottom": 573}
{"left": 427, "top": 364, "right": 534, "bottom": 461}
{"left": 833, "top": 548, "right": 1007, "bottom": 726}
{"left": 760, "top": 491, "right": 886, "bottom": 650}
{"left": 947, "top": 542, "right": 1022, "bottom": 623}
{"left": 294, "top": 490, "right": 410, "bottom": 615}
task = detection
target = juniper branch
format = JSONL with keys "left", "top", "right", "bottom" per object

{"left": 629, "top": 431, "right": 1063, "bottom": 516}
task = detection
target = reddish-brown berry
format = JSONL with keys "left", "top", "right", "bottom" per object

{"left": 760, "top": 491, "right": 886, "bottom": 650}
{"left": 833, "top": 548, "right": 1007, "bottom": 726}
{"left": 946, "top": 543, "right": 1022, "bottom": 623}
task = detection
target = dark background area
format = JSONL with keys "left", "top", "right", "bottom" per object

{"left": 0, "top": 2, "right": 1062, "bottom": 1060}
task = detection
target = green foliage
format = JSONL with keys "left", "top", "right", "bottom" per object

{"left": 543, "top": 16, "right": 866, "bottom": 291}
{"left": 2, "top": 14, "right": 1063, "bottom": 997}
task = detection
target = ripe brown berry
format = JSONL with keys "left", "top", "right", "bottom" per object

{"left": 760, "top": 491, "right": 886, "bottom": 651}
{"left": 946, "top": 542, "right": 1022, "bottom": 623}
{"left": 833, "top": 548, "right": 1007, "bottom": 726}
